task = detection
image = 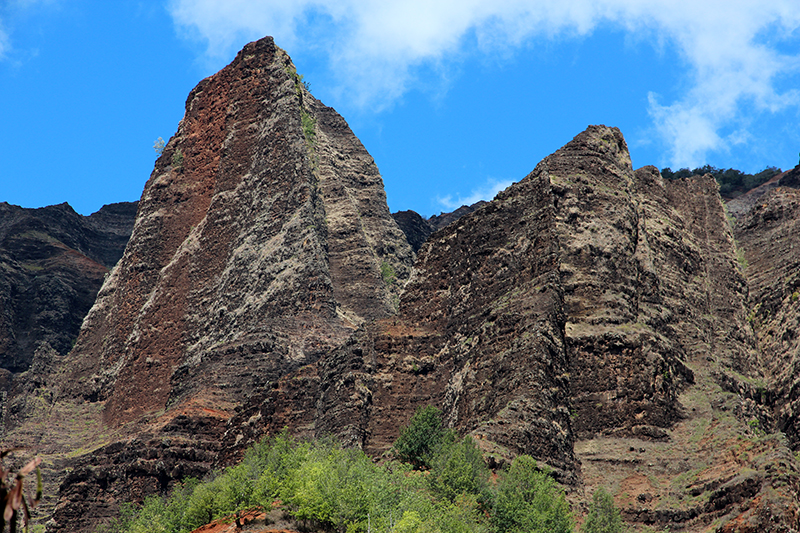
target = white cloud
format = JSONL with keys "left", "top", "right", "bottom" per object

{"left": 0, "top": 0, "right": 60, "bottom": 61}
{"left": 436, "top": 178, "right": 514, "bottom": 211}
{"left": 168, "top": 0, "right": 800, "bottom": 166}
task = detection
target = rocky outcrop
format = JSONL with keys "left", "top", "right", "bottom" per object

{"left": 0, "top": 201, "right": 136, "bottom": 373}
{"left": 222, "top": 126, "right": 800, "bottom": 532}
{"left": 392, "top": 201, "right": 489, "bottom": 254}
{"left": 60, "top": 37, "right": 412, "bottom": 425}
{"left": 26, "top": 36, "right": 413, "bottom": 533}
{"left": 7, "top": 35, "right": 800, "bottom": 533}
{"left": 734, "top": 182, "right": 800, "bottom": 447}
{"left": 428, "top": 201, "right": 488, "bottom": 231}
{"left": 318, "top": 166, "right": 575, "bottom": 478}
{"left": 391, "top": 210, "right": 434, "bottom": 253}
{"left": 725, "top": 165, "right": 800, "bottom": 219}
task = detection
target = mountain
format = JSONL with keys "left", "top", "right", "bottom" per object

{"left": 0, "top": 201, "right": 137, "bottom": 372}
{"left": 392, "top": 201, "right": 488, "bottom": 253}
{"left": 28, "top": 36, "right": 412, "bottom": 532}
{"left": 3, "top": 36, "right": 800, "bottom": 533}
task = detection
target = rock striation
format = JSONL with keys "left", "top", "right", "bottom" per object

{"left": 734, "top": 174, "right": 800, "bottom": 447}
{"left": 0, "top": 201, "right": 136, "bottom": 373}
{"left": 26, "top": 36, "right": 413, "bottom": 533}
{"left": 61, "top": 37, "right": 412, "bottom": 423}
{"left": 220, "top": 126, "right": 800, "bottom": 531}
{"left": 392, "top": 201, "right": 488, "bottom": 254}
{"left": 6, "top": 36, "right": 800, "bottom": 533}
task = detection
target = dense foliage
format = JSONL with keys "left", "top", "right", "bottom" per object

{"left": 103, "top": 407, "right": 623, "bottom": 533}
{"left": 581, "top": 488, "right": 625, "bottom": 533}
{"left": 661, "top": 165, "right": 781, "bottom": 197}
{"left": 391, "top": 405, "right": 453, "bottom": 469}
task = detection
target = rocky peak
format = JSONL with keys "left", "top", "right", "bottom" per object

{"left": 392, "top": 201, "right": 489, "bottom": 254}
{"left": 59, "top": 36, "right": 412, "bottom": 429}
{"left": 4, "top": 36, "right": 800, "bottom": 533}
{"left": 225, "top": 125, "right": 800, "bottom": 531}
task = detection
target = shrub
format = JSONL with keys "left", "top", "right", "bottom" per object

{"left": 380, "top": 261, "right": 396, "bottom": 286}
{"left": 392, "top": 405, "right": 450, "bottom": 469}
{"left": 301, "top": 108, "right": 316, "bottom": 145}
{"left": 429, "top": 436, "right": 489, "bottom": 503}
{"left": 172, "top": 149, "right": 184, "bottom": 170}
{"left": 110, "top": 427, "right": 564, "bottom": 533}
{"left": 582, "top": 488, "right": 625, "bottom": 533}
{"left": 491, "top": 455, "right": 572, "bottom": 533}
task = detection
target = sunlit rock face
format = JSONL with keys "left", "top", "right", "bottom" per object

{"left": 43, "top": 36, "right": 412, "bottom": 532}
{"left": 11, "top": 35, "right": 800, "bottom": 533}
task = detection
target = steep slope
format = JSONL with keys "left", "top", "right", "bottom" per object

{"left": 7, "top": 36, "right": 799, "bottom": 531}
{"left": 9, "top": 37, "right": 412, "bottom": 533}
{"left": 391, "top": 210, "right": 434, "bottom": 253}
{"left": 59, "top": 37, "right": 412, "bottom": 425}
{"left": 318, "top": 162, "right": 576, "bottom": 478}
{"left": 391, "top": 201, "right": 489, "bottom": 254}
{"left": 734, "top": 178, "right": 800, "bottom": 448}
{"left": 0, "top": 201, "right": 136, "bottom": 372}
{"left": 223, "top": 126, "right": 800, "bottom": 532}
{"left": 569, "top": 156, "right": 796, "bottom": 531}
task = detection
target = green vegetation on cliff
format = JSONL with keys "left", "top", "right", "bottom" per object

{"left": 661, "top": 165, "right": 780, "bottom": 197}
{"left": 104, "top": 407, "right": 622, "bottom": 533}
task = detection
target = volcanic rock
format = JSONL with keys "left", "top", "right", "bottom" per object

{"left": 391, "top": 210, "right": 434, "bottom": 253}
{"left": 33, "top": 36, "right": 412, "bottom": 533}
{"left": 735, "top": 184, "right": 800, "bottom": 447}
{"left": 392, "top": 201, "right": 489, "bottom": 254}
{"left": 6, "top": 35, "right": 800, "bottom": 533}
{"left": 0, "top": 201, "right": 136, "bottom": 372}
{"left": 223, "top": 126, "right": 800, "bottom": 532}
{"left": 428, "top": 201, "right": 488, "bottom": 231}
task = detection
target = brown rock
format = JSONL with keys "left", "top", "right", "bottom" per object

{"left": 38, "top": 36, "right": 412, "bottom": 533}
{"left": 4, "top": 34, "right": 800, "bottom": 533}
{"left": 0, "top": 201, "right": 136, "bottom": 372}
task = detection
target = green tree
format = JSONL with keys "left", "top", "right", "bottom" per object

{"left": 491, "top": 455, "right": 572, "bottom": 533}
{"left": 429, "top": 436, "right": 489, "bottom": 503}
{"left": 582, "top": 488, "right": 625, "bottom": 533}
{"left": 392, "top": 405, "right": 450, "bottom": 469}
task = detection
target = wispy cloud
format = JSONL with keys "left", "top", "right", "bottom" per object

{"left": 0, "top": 20, "right": 8, "bottom": 60}
{"left": 436, "top": 177, "right": 513, "bottom": 211}
{"left": 168, "top": 0, "right": 800, "bottom": 167}
{"left": 0, "top": 0, "right": 60, "bottom": 62}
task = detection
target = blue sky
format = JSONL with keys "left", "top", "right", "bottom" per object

{"left": 2, "top": 1, "right": 799, "bottom": 217}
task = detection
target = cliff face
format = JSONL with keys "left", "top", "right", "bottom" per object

{"left": 392, "top": 201, "right": 488, "bottom": 254}
{"left": 0, "top": 201, "right": 136, "bottom": 372}
{"left": 61, "top": 37, "right": 412, "bottom": 425}
{"left": 222, "top": 126, "right": 800, "bottom": 531}
{"left": 734, "top": 176, "right": 800, "bottom": 447}
{"left": 29, "top": 36, "right": 412, "bottom": 532}
{"left": 319, "top": 163, "right": 575, "bottom": 478}
{"left": 7, "top": 37, "right": 800, "bottom": 533}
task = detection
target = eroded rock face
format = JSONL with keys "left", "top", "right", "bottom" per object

{"left": 10, "top": 36, "right": 800, "bottom": 533}
{"left": 317, "top": 166, "right": 576, "bottom": 479}
{"left": 391, "top": 210, "right": 434, "bottom": 253}
{"left": 392, "top": 201, "right": 489, "bottom": 254}
{"left": 735, "top": 183, "right": 800, "bottom": 446}
{"left": 0, "top": 201, "right": 136, "bottom": 373}
{"left": 223, "top": 126, "right": 800, "bottom": 532}
{"left": 36, "top": 36, "right": 412, "bottom": 533}
{"left": 61, "top": 37, "right": 412, "bottom": 426}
